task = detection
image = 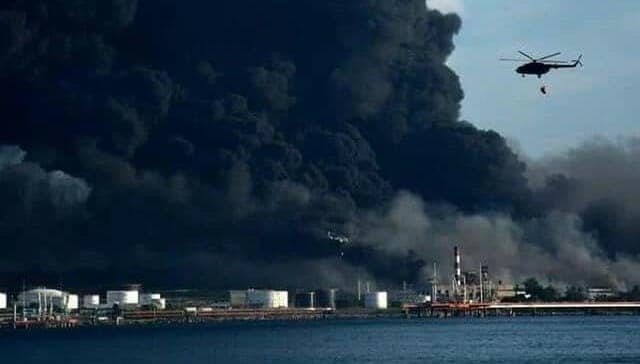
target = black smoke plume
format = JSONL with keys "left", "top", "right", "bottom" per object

{"left": 1, "top": 0, "right": 637, "bottom": 291}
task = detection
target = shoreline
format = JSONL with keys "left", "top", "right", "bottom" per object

{"left": 3, "top": 305, "right": 640, "bottom": 331}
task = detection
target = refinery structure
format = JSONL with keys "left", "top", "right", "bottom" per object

{"left": 433, "top": 245, "right": 495, "bottom": 304}
{"left": 1, "top": 244, "right": 639, "bottom": 329}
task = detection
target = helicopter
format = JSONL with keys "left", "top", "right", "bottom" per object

{"left": 501, "top": 51, "right": 582, "bottom": 78}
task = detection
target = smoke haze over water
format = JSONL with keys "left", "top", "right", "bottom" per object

{"left": 0, "top": 0, "right": 639, "bottom": 291}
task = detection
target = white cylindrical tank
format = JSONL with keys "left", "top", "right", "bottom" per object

{"left": 364, "top": 292, "right": 388, "bottom": 310}
{"left": 229, "top": 290, "right": 247, "bottom": 308}
{"left": 67, "top": 294, "right": 79, "bottom": 310}
{"left": 246, "top": 290, "right": 288, "bottom": 308}
{"left": 107, "top": 290, "right": 139, "bottom": 306}
{"left": 271, "top": 291, "right": 288, "bottom": 308}
{"left": 83, "top": 295, "right": 100, "bottom": 308}
{"left": 246, "top": 289, "right": 266, "bottom": 307}
{"left": 19, "top": 288, "right": 65, "bottom": 309}
{"left": 158, "top": 298, "right": 166, "bottom": 310}
{"left": 0, "top": 293, "right": 6, "bottom": 310}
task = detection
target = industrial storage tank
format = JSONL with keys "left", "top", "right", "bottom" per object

{"left": 364, "top": 292, "right": 388, "bottom": 310}
{"left": 229, "top": 290, "right": 248, "bottom": 308}
{"left": 246, "top": 289, "right": 288, "bottom": 308}
{"left": 294, "top": 292, "right": 315, "bottom": 309}
{"left": 0, "top": 293, "right": 6, "bottom": 310}
{"left": 106, "top": 290, "right": 139, "bottom": 306}
{"left": 19, "top": 288, "right": 65, "bottom": 308}
{"left": 270, "top": 291, "right": 288, "bottom": 308}
{"left": 67, "top": 294, "right": 79, "bottom": 310}
{"left": 247, "top": 289, "right": 266, "bottom": 308}
{"left": 83, "top": 295, "right": 100, "bottom": 308}
{"left": 315, "top": 289, "right": 337, "bottom": 309}
{"left": 157, "top": 298, "right": 167, "bottom": 310}
{"left": 17, "top": 288, "right": 81, "bottom": 311}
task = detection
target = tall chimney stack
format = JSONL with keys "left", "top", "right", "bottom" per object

{"left": 454, "top": 246, "right": 461, "bottom": 287}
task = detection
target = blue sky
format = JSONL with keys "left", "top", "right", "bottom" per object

{"left": 429, "top": 1, "right": 640, "bottom": 157}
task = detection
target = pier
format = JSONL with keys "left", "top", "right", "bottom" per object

{"left": 122, "top": 308, "right": 334, "bottom": 323}
{"left": 403, "top": 301, "right": 640, "bottom": 317}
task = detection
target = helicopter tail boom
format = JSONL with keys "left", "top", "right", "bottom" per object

{"left": 547, "top": 55, "right": 583, "bottom": 69}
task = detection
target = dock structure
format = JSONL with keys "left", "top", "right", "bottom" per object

{"left": 0, "top": 308, "right": 335, "bottom": 329}
{"left": 487, "top": 302, "right": 640, "bottom": 316}
{"left": 0, "top": 318, "right": 79, "bottom": 330}
{"left": 403, "top": 301, "right": 640, "bottom": 317}
{"left": 403, "top": 303, "right": 491, "bottom": 317}
{"left": 122, "top": 308, "right": 334, "bottom": 323}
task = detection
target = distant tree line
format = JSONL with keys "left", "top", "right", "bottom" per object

{"left": 502, "top": 278, "right": 640, "bottom": 303}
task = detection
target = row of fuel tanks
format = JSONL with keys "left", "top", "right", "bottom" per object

{"left": 293, "top": 289, "right": 388, "bottom": 310}
{"left": 229, "top": 288, "right": 388, "bottom": 310}
{"left": 229, "top": 289, "right": 339, "bottom": 309}
{"left": 293, "top": 289, "right": 338, "bottom": 309}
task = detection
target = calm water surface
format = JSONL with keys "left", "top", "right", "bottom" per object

{"left": 3, "top": 316, "right": 640, "bottom": 363}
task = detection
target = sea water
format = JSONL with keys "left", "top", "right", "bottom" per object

{"left": 3, "top": 316, "right": 640, "bottom": 363}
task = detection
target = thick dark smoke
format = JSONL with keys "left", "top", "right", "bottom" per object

{"left": 0, "top": 0, "right": 637, "bottom": 291}
{"left": 528, "top": 138, "right": 640, "bottom": 259}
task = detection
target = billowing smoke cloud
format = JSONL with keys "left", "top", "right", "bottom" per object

{"left": 0, "top": 145, "right": 25, "bottom": 169}
{"left": 529, "top": 137, "right": 640, "bottom": 260}
{"left": 0, "top": 145, "right": 91, "bottom": 213}
{"left": 355, "top": 192, "right": 640, "bottom": 290}
{"left": 0, "top": 0, "right": 636, "bottom": 292}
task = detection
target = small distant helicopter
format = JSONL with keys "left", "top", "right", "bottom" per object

{"left": 501, "top": 51, "right": 583, "bottom": 78}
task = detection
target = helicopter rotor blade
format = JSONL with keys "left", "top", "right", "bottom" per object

{"left": 537, "top": 52, "right": 562, "bottom": 61}
{"left": 518, "top": 51, "right": 535, "bottom": 61}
